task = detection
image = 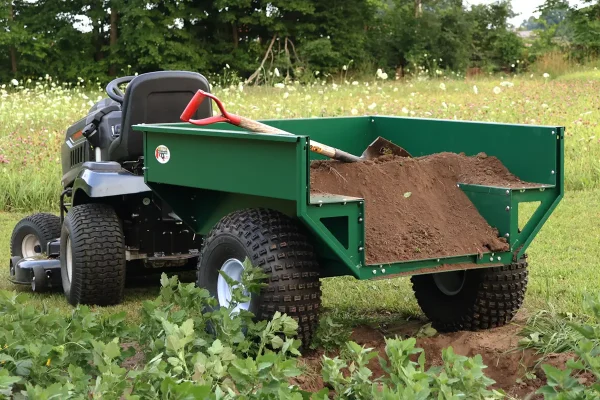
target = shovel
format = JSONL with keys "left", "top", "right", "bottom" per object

{"left": 180, "top": 89, "right": 411, "bottom": 162}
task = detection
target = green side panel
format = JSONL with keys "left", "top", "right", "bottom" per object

{"left": 372, "top": 116, "right": 561, "bottom": 185}
{"left": 140, "top": 124, "right": 305, "bottom": 201}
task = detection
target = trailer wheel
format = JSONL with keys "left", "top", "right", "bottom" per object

{"left": 10, "top": 213, "right": 61, "bottom": 258}
{"left": 60, "top": 203, "right": 126, "bottom": 306}
{"left": 197, "top": 208, "right": 321, "bottom": 345}
{"left": 411, "top": 259, "right": 528, "bottom": 332}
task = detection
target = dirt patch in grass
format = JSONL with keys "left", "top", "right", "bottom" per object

{"left": 295, "top": 314, "right": 588, "bottom": 399}
{"left": 310, "top": 152, "right": 535, "bottom": 264}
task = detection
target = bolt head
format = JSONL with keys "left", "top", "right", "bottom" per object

{"left": 551, "top": 170, "right": 555, "bottom": 175}
{"left": 552, "top": 131, "right": 556, "bottom": 135}
{"left": 358, "top": 217, "right": 363, "bottom": 222}
{"left": 505, "top": 189, "right": 510, "bottom": 195}
{"left": 505, "top": 233, "right": 510, "bottom": 238}
{"left": 505, "top": 206, "right": 510, "bottom": 211}
{"left": 497, "top": 256, "right": 501, "bottom": 261}
{"left": 490, "top": 257, "right": 494, "bottom": 262}
{"left": 358, "top": 246, "right": 364, "bottom": 252}
{"left": 372, "top": 269, "right": 377, "bottom": 275}
{"left": 381, "top": 269, "right": 386, "bottom": 273}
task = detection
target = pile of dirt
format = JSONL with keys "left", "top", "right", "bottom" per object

{"left": 310, "top": 152, "right": 534, "bottom": 264}
{"left": 293, "top": 316, "right": 590, "bottom": 399}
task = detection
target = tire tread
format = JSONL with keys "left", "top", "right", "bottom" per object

{"left": 199, "top": 208, "right": 321, "bottom": 344}
{"left": 63, "top": 203, "right": 125, "bottom": 306}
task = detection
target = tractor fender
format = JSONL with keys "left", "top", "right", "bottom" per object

{"left": 71, "top": 162, "right": 151, "bottom": 204}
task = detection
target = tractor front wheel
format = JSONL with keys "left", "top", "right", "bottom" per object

{"left": 197, "top": 208, "right": 322, "bottom": 345}
{"left": 411, "top": 259, "right": 528, "bottom": 332}
{"left": 60, "top": 203, "right": 126, "bottom": 306}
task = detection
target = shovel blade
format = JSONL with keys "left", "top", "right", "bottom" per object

{"left": 361, "top": 136, "right": 412, "bottom": 160}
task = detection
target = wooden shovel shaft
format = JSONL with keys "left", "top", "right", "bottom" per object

{"left": 237, "top": 116, "right": 360, "bottom": 162}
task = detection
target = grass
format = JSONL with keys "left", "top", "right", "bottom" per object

{"left": 1, "top": 69, "right": 600, "bottom": 328}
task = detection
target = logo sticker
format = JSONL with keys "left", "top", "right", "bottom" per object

{"left": 155, "top": 145, "right": 170, "bottom": 164}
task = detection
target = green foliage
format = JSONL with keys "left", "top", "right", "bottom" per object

{"left": 516, "top": 293, "right": 600, "bottom": 398}
{"left": 309, "top": 315, "right": 352, "bottom": 352}
{"left": 321, "top": 337, "right": 504, "bottom": 399}
{"left": 0, "top": 254, "right": 505, "bottom": 399}
{"left": 0, "top": 0, "right": 530, "bottom": 82}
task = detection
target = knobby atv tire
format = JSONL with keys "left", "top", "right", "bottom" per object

{"left": 197, "top": 208, "right": 321, "bottom": 345}
{"left": 411, "top": 259, "right": 528, "bottom": 332}
{"left": 60, "top": 203, "right": 126, "bottom": 306}
{"left": 10, "top": 213, "right": 61, "bottom": 257}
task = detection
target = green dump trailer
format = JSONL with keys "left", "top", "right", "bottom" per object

{"left": 132, "top": 115, "right": 564, "bottom": 343}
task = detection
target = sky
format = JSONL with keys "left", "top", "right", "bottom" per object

{"left": 466, "top": 0, "right": 586, "bottom": 27}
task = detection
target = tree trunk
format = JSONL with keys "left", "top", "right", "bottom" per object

{"left": 232, "top": 22, "right": 238, "bottom": 49}
{"left": 109, "top": 4, "right": 118, "bottom": 75}
{"left": 9, "top": 1, "right": 16, "bottom": 74}
{"left": 415, "top": 0, "right": 422, "bottom": 18}
{"left": 91, "top": 1, "right": 103, "bottom": 62}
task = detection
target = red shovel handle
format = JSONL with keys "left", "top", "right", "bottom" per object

{"left": 180, "top": 89, "right": 241, "bottom": 126}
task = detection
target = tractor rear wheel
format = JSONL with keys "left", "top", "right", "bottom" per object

{"left": 10, "top": 213, "right": 61, "bottom": 258}
{"left": 197, "top": 208, "right": 322, "bottom": 345}
{"left": 60, "top": 203, "right": 126, "bottom": 306}
{"left": 411, "top": 258, "right": 528, "bottom": 332}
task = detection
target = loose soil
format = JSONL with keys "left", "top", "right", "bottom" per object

{"left": 310, "top": 152, "right": 536, "bottom": 264}
{"left": 294, "top": 314, "right": 592, "bottom": 399}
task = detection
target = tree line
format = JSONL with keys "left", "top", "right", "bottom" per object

{"left": 0, "top": 0, "right": 598, "bottom": 84}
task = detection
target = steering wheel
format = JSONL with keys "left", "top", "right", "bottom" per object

{"left": 105, "top": 76, "right": 135, "bottom": 103}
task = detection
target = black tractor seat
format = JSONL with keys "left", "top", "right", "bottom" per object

{"left": 108, "top": 71, "right": 213, "bottom": 164}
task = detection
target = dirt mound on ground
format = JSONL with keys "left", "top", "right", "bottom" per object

{"left": 310, "top": 152, "right": 532, "bottom": 264}
{"left": 294, "top": 316, "right": 590, "bottom": 399}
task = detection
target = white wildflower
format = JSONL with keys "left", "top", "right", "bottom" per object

{"left": 368, "top": 103, "right": 377, "bottom": 110}
{"left": 351, "top": 108, "right": 358, "bottom": 115}
{"left": 393, "top": 88, "right": 398, "bottom": 92}
{"left": 11, "top": 79, "right": 18, "bottom": 86}
{"left": 473, "top": 85, "right": 478, "bottom": 95}
{"left": 343, "top": 65, "right": 347, "bottom": 71}
{"left": 274, "top": 83, "right": 285, "bottom": 89}
{"left": 352, "top": 81, "right": 359, "bottom": 86}
{"left": 402, "top": 107, "right": 409, "bottom": 114}
{"left": 283, "top": 92, "right": 289, "bottom": 99}
{"left": 543, "top": 73, "right": 550, "bottom": 79}
{"left": 493, "top": 86, "right": 502, "bottom": 95}
{"left": 439, "top": 83, "right": 446, "bottom": 91}
{"left": 274, "top": 68, "right": 280, "bottom": 77}
{"left": 500, "top": 81, "right": 514, "bottom": 87}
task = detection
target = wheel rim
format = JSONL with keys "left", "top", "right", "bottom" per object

{"left": 66, "top": 236, "right": 73, "bottom": 283}
{"left": 433, "top": 270, "right": 466, "bottom": 296}
{"left": 217, "top": 258, "right": 251, "bottom": 313}
{"left": 21, "top": 234, "right": 41, "bottom": 258}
